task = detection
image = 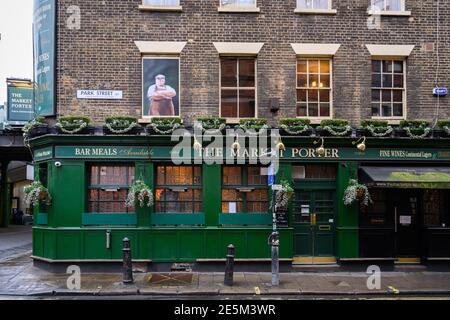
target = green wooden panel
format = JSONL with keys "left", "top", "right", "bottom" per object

{"left": 336, "top": 228, "right": 359, "bottom": 259}
{"left": 82, "top": 213, "right": 137, "bottom": 226}
{"left": 151, "top": 214, "right": 204, "bottom": 225}
{"left": 32, "top": 228, "right": 44, "bottom": 257}
{"left": 245, "top": 232, "right": 271, "bottom": 258}
{"left": 43, "top": 230, "right": 56, "bottom": 259}
{"left": 179, "top": 232, "right": 204, "bottom": 260}
{"left": 203, "top": 164, "right": 221, "bottom": 227}
{"left": 279, "top": 230, "right": 294, "bottom": 258}
{"left": 50, "top": 162, "right": 85, "bottom": 227}
{"left": 36, "top": 213, "right": 48, "bottom": 225}
{"left": 137, "top": 231, "right": 152, "bottom": 260}
{"left": 219, "top": 213, "right": 272, "bottom": 226}
{"left": 204, "top": 231, "right": 221, "bottom": 258}
{"left": 151, "top": 232, "right": 178, "bottom": 261}
{"left": 111, "top": 231, "right": 138, "bottom": 259}
{"left": 56, "top": 232, "right": 81, "bottom": 259}
{"left": 84, "top": 231, "right": 111, "bottom": 259}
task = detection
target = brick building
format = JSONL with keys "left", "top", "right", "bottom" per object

{"left": 29, "top": 0, "right": 450, "bottom": 268}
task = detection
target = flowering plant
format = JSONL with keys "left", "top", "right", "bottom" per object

{"left": 343, "top": 179, "right": 372, "bottom": 206}
{"left": 105, "top": 116, "right": 140, "bottom": 134}
{"left": 125, "top": 180, "right": 154, "bottom": 208}
{"left": 275, "top": 180, "right": 294, "bottom": 210}
{"left": 56, "top": 116, "right": 91, "bottom": 134}
{"left": 147, "top": 117, "right": 182, "bottom": 134}
{"left": 194, "top": 116, "right": 227, "bottom": 134}
{"left": 24, "top": 181, "right": 52, "bottom": 207}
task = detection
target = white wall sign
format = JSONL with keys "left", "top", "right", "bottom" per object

{"left": 77, "top": 90, "right": 123, "bottom": 100}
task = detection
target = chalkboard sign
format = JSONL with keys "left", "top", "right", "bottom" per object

{"left": 276, "top": 208, "right": 289, "bottom": 228}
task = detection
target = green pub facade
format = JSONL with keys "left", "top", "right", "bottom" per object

{"left": 29, "top": 0, "right": 450, "bottom": 268}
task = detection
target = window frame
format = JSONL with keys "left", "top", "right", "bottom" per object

{"left": 296, "top": 58, "right": 333, "bottom": 120}
{"left": 221, "top": 165, "right": 269, "bottom": 215}
{"left": 295, "top": 0, "right": 337, "bottom": 14}
{"left": 219, "top": 57, "right": 258, "bottom": 120}
{"left": 154, "top": 164, "right": 203, "bottom": 215}
{"left": 218, "top": 0, "right": 260, "bottom": 12}
{"left": 87, "top": 164, "right": 136, "bottom": 215}
{"left": 139, "top": 0, "right": 182, "bottom": 11}
{"left": 370, "top": 59, "right": 407, "bottom": 120}
{"left": 369, "top": 0, "right": 411, "bottom": 16}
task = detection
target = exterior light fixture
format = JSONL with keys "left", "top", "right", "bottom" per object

{"left": 353, "top": 136, "right": 366, "bottom": 151}
{"left": 231, "top": 134, "right": 241, "bottom": 151}
{"left": 276, "top": 137, "right": 286, "bottom": 151}
{"left": 313, "top": 137, "right": 326, "bottom": 156}
{"left": 193, "top": 136, "right": 202, "bottom": 151}
{"left": 312, "top": 81, "right": 317, "bottom": 87}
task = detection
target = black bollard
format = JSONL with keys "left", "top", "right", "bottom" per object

{"left": 224, "top": 244, "right": 235, "bottom": 286}
{"left": 122, "top": 237, "right": 133, "bottom": 284}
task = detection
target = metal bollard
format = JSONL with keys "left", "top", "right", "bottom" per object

{"left": 122, "top": 237, "right": 134, "bottom": 284}
{"left": 224, "top": 244, "right": 235, "bottom": 286}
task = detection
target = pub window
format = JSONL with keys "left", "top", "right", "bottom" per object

{"left": 88, "top": 165, "right": 135, "bottom": 213}
{"left": 371, "top": 60, "right": 405, "bottom": 118}
{"left": 142, "top": 0, "right": 180, "bottom": 6}
{"left": 220, "top": 0, "right": 256, "bottom": 8}
{"left": 155, "top": 165, "right": 203, "bottom": 213}
{"left": 422, "top": 190, "right": 449, "bottom": 227}
{"left": 297, "top": 0, "right": 331, "bottom": 10}
{"left": 297, "top": 59, "right": 332, "bottom": 118}
{"left": 220, "top": 57, "right": 256, "bottom": 118}
{"left": 222, "top": 166, "right": 269, "bottom": 213}
{"left": 359, "top": 189, "right": 389, "bottom": 227}
{"left": 293, "top": 165, "right": 337, "bottom": 180}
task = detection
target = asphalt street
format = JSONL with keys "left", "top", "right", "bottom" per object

{"left": 0, "top": 226, "right": 32, "bottom": 261}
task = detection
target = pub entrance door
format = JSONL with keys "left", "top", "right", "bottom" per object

{"left": 292, "top": 190, "right": 336, "bottom": 264}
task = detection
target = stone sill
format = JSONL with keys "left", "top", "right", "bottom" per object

{"left": 294, "top": 9, "right": 337, "bottom": 15}
{"left": 368, "top": 10, "right": 411, "bottom": 16}
{"left": 371, "top": 117, "right": 404, "bottom": 125}
{"left": 138, "top": 5, "right": 183, "bottom": 12}
{"left": 218, "top": 7, "right": 261, "bottom": 13}
{"left": 299, "top": 117, "right": 332, "bottom": 125}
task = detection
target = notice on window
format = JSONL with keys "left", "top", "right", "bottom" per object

{"left": 229, "top": 202, "right": 237, "bottom": 214}
{"left": 400, "top": 215, "right": 412, "bottom": 225}
{"left": 301, "top": 205, "right": 310, "bottom": 214}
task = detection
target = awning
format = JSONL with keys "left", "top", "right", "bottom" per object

{"left": 360, "top": 167, "right": 450, "bottom": 189}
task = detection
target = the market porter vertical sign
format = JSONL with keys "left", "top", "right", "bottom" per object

{"left": 7, "top": 83, "right": 34, "bottom": 122}
{"left": 33, "top": 0, "right": 56, "bottom": 116}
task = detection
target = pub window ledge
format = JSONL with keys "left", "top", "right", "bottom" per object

{"left": 138, "top": 5, "right": 183, "bottom": 12}
{"left": 218, "top": 7, "right": 261, "bottom": 13}
{"left": 371, "top": 117, "right": 405, "bottom": 125}
{"left": 300, "top": 117, "right": 332, "bottom": 125}
{"left": 367, "top": 10, "right": 411, "bottom": 16}
{"left": 294, "top": 8, "right": 337, "bottom": 15}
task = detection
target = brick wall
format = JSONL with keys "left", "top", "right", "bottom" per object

{"left": 56, "top": 0, "right": 450, "bottom": 125}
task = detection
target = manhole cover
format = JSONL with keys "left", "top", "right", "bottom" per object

{"left": 147, "top": 273, "right": 195, "bottom": 286}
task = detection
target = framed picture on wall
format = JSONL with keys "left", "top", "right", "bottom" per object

{"left": 142, "top": 57, "right": 180, "bottom": 117}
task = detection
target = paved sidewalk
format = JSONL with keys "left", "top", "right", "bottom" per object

{"left": 1, "top": 254, "right": 450, "bottom": 297}
{"left": 0, "top": 226, "right": 32, "bottom": 261}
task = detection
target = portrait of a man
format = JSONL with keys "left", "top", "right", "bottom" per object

{"left": 143, "top": 58, "right": 180, "bottom": 117}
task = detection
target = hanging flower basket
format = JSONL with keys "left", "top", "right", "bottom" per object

{"left": 125, "top": 180, "right": 154, "bottom": 208}
{"left": 437, "top": 120, "right": 450, "bottom": 138}
{"left": 194, "top": 116, "right": 227, "bottom": 134}
{"left": 343, "top": 179, "right": 372, "bottom": 207}
{"left": 398, "top": 120, "right": 431, "bottom": 139}
{"left": 104, "top": 117, "right": 142, "bottom": 135}
{"left": 237, "top": 119, "right": 270, "bottom": 135}
{"left": 274, "top": 180, "right": 294, "bottom": 211}
{"left": 55, "top": 116, "right": 93, "bottom": 134}
{"left": 317, "top": 119, "right": 353, "bottom": 137}
{"left": 24, "top": 181, "right": 52, "bottom": 207}
{"left": 22, "top": 117, "right": 48, "bottom": 143}
{"left": 146, "top": 117, "right": 182, "bottom": 135}
{"left": 360, "top": 120, "right": 394, "bottom": 137}
{"left": 279, "top": 118, "right": 312, "bottom": 136}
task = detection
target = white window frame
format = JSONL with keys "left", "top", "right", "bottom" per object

{"left": 371, "top": 59, "right": 407, "bottom": 121}
{"left": 296, "top": 58, "right": 333, "bottom": 121}
{"left": 218, "top": 0, "right": 260, "bottom": 13}
{"left": 219, "top": 57, "right": 258, "bottom": 120}
{"left": 139, "top": 0, "right": 182, "bottom": 12}
{"left": 295, "top": 0, "right": 337, "bottom": 15}
{"left": 369, "top": 0, "right": 411, "bottom": 16}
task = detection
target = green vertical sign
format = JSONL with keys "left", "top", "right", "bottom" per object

{"left": 7, "top": 84, "right": 34, "bottom": 122}
{"left": 33, "top": 0, "right": 56, "bottom": 116}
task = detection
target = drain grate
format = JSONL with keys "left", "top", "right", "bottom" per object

{"left": 147, "top": 273, "right": 194, "bottom": 286}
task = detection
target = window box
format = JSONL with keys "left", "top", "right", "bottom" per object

{"left": 82, "top": 213, "right": 137, "bottom": 226}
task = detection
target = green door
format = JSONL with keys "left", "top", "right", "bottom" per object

{"left": 293, "top": 190, "right": 336, "bottom": 262}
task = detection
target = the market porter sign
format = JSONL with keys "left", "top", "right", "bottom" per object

{"left": 33, "top": 0, "right": 56, "bottom": 116}
{"left": 7, "top": 85, "right": 34, "bottom": 122}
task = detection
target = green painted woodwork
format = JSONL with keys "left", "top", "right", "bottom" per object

{"left": 82, "top": 213, "right": 137, "bottom": 226}
{"left": 336, "top": 162, "right": 359, "bottom": 258}
{"left": 34, "top": 147, "right": 53, "bottom": 162}
{"left": 50, "top": 162, "right": 85, "bottom": 227}
{"left": 150, "top": 213, "right": 205, "bottom": 225}
{"left": 55, "top": 146, "right": 151, "bottom": 159}
{"left": 37, "top": 213, "right": 48, "bottom": 225}
{"left": 219, "top": 213, "right": 272, "bottom": 225}
{"left": 203, "top": 164, "right": 221, "bottom": 226}
{"left": 32, "top": 227, "right": 293, "bottom": 262}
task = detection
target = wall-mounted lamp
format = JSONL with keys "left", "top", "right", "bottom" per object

{"left": 276, "top": 137, "right": 286, "bottom": 151}
{"left": 193, "top": 136, "right": 202, "bottom": 151}
{"left": 353, "top": 136, "right": 366, "bottom": 151}
{"left": 313, "top": 138, "right": 326, "bottom": 156}
{"left": 231, "top": 134, "right": 241, "bottom": 151}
